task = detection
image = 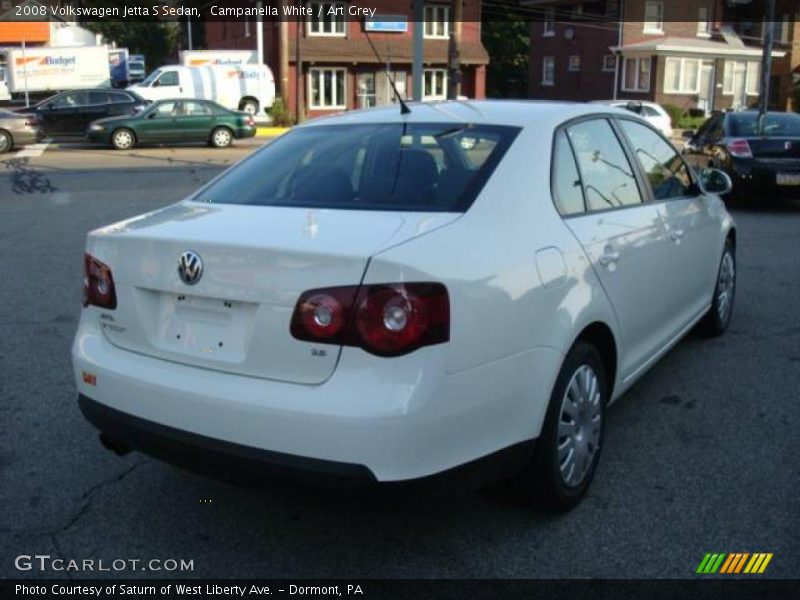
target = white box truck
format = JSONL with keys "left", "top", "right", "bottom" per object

{"left": 3, "top": 46, "right": 110, "bottom": 99}
{"left": 128, "top": 64, "right": 275, "bottom": 115}
{"left": 179, "top": 50, "right": 258, "bottom": 67}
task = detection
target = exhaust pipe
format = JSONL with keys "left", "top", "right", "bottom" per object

{"left": 99, "top": 433, "right": 132, "bottom": 457}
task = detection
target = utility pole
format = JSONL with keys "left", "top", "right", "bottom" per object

{"left": 187, "top": 17, "right": 193, "bottom": 51}
{"left": 412, "top": 0, "right": 423, "bottom": 102}
{"left": 22, "top": 39, "right": 29, "bottom": 108}
{"left": 757, "top": 0, "right": 775, "bottom": 135}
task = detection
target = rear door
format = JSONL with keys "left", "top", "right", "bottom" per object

{"left": 77, "top": 90, "right": 110, "bottom": 132}
{"left": 559, "top": 118, "right": 675, "bottom": 379}
{"left": 616, "top": 118, "right": 722, "bottom": 327}
{"left": 177, "top": 101, "right": 215, "bottom": 141}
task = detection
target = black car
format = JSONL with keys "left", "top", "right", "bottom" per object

{"left": 22, "top": 89, "right": 148, "bottom": 137}
{"left": 685, "top": 110, "right": 800, "bottom": 199}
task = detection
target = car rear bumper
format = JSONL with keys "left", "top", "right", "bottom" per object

{"left": 72, "top": 318, "right": 559, "bottom": 482}
{"left": 235, "top": 126, "right": 256, "bottom": 139}
{"left": 731, "top": 160, "right": 800, "bottom": 197}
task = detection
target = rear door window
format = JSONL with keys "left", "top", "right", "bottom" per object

{"left": 618, "top": 119, "right": 695, "bottom": 200}
{"left": 88, "top": 91, "right": 110, "bottom": 105}
{"left": 193, "top": 123, "right": 520, "bottom": 212}
{"left": 566, "top": 119, "right": 643, "bottom": 211}
{"left": 551, "top": 130, "right": 585, "bottom": 216}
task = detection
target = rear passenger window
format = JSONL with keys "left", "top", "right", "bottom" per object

{"left": 566, "top": 119, "right": 642, "bottom": 211}
{"left": 619, "top": 120, "right": 694, "bottom": 200}
{"left": 88, "top": 91, "right": 109, "bottom": 104}
{"left": 552, "top": 131, "right": 585, "bottom": 215}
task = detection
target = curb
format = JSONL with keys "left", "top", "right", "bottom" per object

{"left": 256, "top": 127, "right": 290, "bottom": 138}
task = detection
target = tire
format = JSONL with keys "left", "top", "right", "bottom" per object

{"left": 520, "top": 342, "right": 607, "bottom": 511}
{"left": 210, "top": 127, "right": 233, "bottom": 148}
{"left": 111, "top": 128, "right": 135, "bottom": 151}
{"left": 0, "top": 130, "right": 12, "bottom": 153}
{"left": 240, "top": 99, "right": 259, "bottom": 115}
{"left": 699, "top": 238, "right": 736, "bottom": 336}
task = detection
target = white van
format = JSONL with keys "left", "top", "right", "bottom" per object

{"left": 128, "top": 64, "right": 275, "bottom": 115}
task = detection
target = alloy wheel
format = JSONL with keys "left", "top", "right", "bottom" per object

{"left": 717, "top": 251, "right": 735, "bottom": 323}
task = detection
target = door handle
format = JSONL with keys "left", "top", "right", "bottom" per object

{"left": 598, "top": 247, "right": 620, "bottom": 266}
{"left": 670, "top": 228, "right": 684, "bottom": 242}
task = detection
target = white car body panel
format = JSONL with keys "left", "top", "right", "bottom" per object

{"left": 72, "top": 100, "right": 734, "bottom": 482}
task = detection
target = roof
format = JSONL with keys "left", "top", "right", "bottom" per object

{"left": 298, "top": 38, "right": 489, "bottom": 66}
{"left": 613, "top": 36, "right": 786, "bottom": 59}
{"left": 298, "top": 100, "right": 633, "bottom": 129}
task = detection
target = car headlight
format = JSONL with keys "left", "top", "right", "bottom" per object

{"left": 89, "top": 124, "right": 104, "bottom": 131}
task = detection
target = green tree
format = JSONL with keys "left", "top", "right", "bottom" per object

{"left": 482, "top": 19, "right": 530, "bottom": 99}
{"left": 82, "top": 21, "right": 179, "bottom": 73}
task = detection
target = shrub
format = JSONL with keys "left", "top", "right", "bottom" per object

{"left": 268, "top": 97, "right": 295, "bottom": 127}
{"left": 661, "top": 103, "right": 684, "bottom": 127}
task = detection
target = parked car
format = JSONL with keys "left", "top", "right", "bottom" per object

{"left": 684, "top": 110, "right": 800, "bottom": 199}
{"left": 87, "top": 98, "right": 256, "bottom": 150}
{"left": 22, "top": 89, "right": 148, "bottom": 137}
{"left": 0, "top": 109, "right": 44, "bottom": 153}
{"left": 592, "top": 100, "right": 673, "bottom": 138}
{"left": 73, "top": 101, "right": 736, "bottom": 511}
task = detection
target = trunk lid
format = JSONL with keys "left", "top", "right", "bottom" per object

{"left": 87, "top": 201, "right": 458, "bottom": 384}
{"left": 743, "top": 137, "right": 800, "bottom": 160}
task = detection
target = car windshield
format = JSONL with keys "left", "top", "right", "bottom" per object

{"left": 728, "top": 112, "right": 800, "bottom": 137}
{"left": 139, "top": 69, "right": 161, "bottom": 87}
{"left": 193, "top": 123, "right": 520, "bottom": 212}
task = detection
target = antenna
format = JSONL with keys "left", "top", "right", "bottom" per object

{"left": 363, "top": 27, "right": 411, "bottom": 115}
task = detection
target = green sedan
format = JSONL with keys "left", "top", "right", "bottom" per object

{"left": 87, "top": 98, "right": 256, "bottom": 150}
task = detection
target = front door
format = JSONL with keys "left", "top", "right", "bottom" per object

{"left": 136, "top": 100, "right": 181, "bottom": 143}
{"left": 731, "top": 62, "right": 747, "bottom": 109}
{"left": 698, "top": 61, "right": 714, "bottom": 115}
{"left": 616, "top": 118, "right": 722, "bottom": 329}
{"left": 562, "top": 118, "right": 674, "bottom": 379}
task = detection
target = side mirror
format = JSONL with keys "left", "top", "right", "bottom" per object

{"left": 699, "top": 168, "right": 732, "bottom": 196}
{"left": 682, "top": 130, "right": 696, "bottom": 139}
{"left": 147, "top": 112, "right": 157, "bottom": 119}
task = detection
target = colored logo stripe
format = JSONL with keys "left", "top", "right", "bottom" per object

{"left": 697, "top": 552, "right": 773, "bottom": 574}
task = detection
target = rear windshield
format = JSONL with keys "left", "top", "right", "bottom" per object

{"left": 728, "top": 112, "right": 800, "bottom": 137}
{"left": 193, "top": 123, "right": 520, "bottom": 212}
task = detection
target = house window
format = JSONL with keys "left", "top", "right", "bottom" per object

{"left": 722, "top": 60, "right": 760, "bottom": 96}
{"left": 424, "top": 4, "right": 450, "bottom": 39}
{"left": 697, "top": 7, "right": 711, "bottom": 37}
{"left": 542, "top": 57, "right": 555, "bottom": 86}
{"left": 543, "top": 8, "right": 555, "bottom": 36}
{"left": 664, "top": 57, "right": 700, "bottom": 93}
{"left": 602, "top": 55, "right": 616, "bottom": 72}
{"left": 778, "top": 14, "right": 790, "bottom": 43}
{"left": 423, "top": 69, "right": 447, "bottom": 100}
{"left": 309, "top": 68, "right": 346, "bottom": 109}
{"left": 643, "top": 1, "right": 663, "bottom": 34}
{"left": 356, "top": 73, "right": 376, "bottom": 109}
{"left": 621, "top": 57, "right": 650, "bottom": 92}
{"left": 569, "top": 55, "right": 581, "bottom": 71}
{"left": 308, "top": 2, "right": 346, "bottom": 36}
{"left": 745, "top": 62, "right": 760, "bottom": 95}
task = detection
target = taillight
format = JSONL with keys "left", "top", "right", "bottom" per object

{"left": 82, "top": 254, "right": 117, "bottom": 309}
{"left": 291, "top": 283, "right": 449, "bottom": 357}
{"left": 726, "top": 138, "right": 753, "bottom": 158}
{"left": 247, "top": 116, "right": 255, "bottom": 127}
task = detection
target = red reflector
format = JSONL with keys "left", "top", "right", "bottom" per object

{"left": 82, "top": 372, "right": 97, "bottom": 386}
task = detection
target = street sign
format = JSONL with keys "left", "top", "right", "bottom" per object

{"left": 365, "top": 16, "right": 408, "bottom": 33}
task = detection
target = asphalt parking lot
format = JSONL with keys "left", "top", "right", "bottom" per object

{"left": 1, "top": 140, "right": 798, "bottom": 579}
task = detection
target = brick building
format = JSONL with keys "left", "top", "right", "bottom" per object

{"left": 527, "top": 0, "right": 798, "bottom": 114}
{"left": 205, "top": 0, "right": 489, "bottom": 120}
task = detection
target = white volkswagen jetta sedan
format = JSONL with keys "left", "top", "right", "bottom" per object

{"left": 73, "top": 101, "right": 736, "bottom": 510}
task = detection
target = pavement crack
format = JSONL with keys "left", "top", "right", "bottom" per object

{"left": 53, "top": 460, "right": 147, "bottom": 539}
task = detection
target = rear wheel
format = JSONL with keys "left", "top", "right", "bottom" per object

{"left": 520, "top": 342, "right": 606, "bottom": 511}
{"left": 210, "top": 127, "right": 233, "bottom": 148}
{"left": 240, "top": 99, "right": 259, "bottom": 115}
{"left": 699, "top": 239, "right": 736, "bottom": 336}
{"left": 111, "top": 128, "right": 135, "bottom": 151}
{"left": 0, "top": 130, "right": 12, "bottom": 153}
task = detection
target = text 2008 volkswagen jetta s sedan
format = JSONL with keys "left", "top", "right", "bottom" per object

{"left": 73, "top": 101, "right": 736, "bottom": 510}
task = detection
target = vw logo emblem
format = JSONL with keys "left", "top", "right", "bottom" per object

{"left": 178, "top": 250, "right": 203, "bottom": 285}
{"left": 786, "top": 141, "right": 793, "bottom": 150}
